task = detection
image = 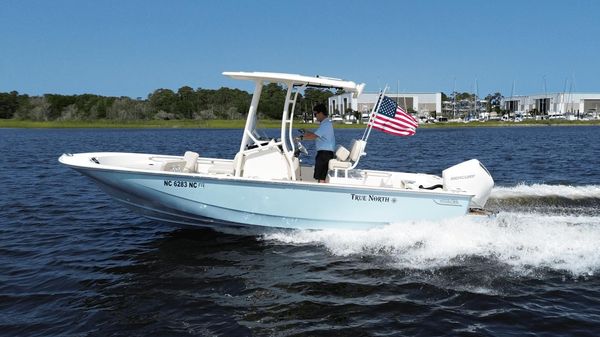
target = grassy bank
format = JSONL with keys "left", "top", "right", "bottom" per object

{"left": 0, "top": 119, "right": 365, "bottom": 129}
{"left": 0, "top": 119, "right": 248, "bottom": 129}
{"left": 1, "top": 118, "right": 599, "bottom": 129}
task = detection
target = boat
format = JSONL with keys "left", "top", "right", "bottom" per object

{"left": 59, "top": 71, "right": 495, "bottom": 231}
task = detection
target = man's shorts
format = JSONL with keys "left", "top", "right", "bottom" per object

{"left": 314, "top": 150, "right": 334, "bottom": 180}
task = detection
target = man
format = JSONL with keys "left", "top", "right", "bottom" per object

{"left": 299, "top": 104, "right": 335, "bottom": 183}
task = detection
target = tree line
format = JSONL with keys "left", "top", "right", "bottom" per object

{"left": 0, "top": 86, "right": 506, "bottom": 122}
{"left": 0, "top": 85, "right": 335, "bottom": 121}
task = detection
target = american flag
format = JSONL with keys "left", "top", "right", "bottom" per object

{"left": 368, "top": 96, "right": 418, "bottom": 136}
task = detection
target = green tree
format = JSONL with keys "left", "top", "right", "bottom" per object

{"left": 0, "top": 91, "right": 20, "bottom": 119}
{"left": 20, "top": 96, "right": 51, "bottom": 121}
{"left": 1, "top": 85, "right": 258, "bottom": 121}
{"left": 107, "top": 97, "right": 151, "bottom": 120}
{"left": 484, "top": 92, "right": 503, "bottom": 112}
{"left": 149, "top": 89, "right": 177, "bottom": 115}
{"left": 258, "top": 83, "right": 287, "bottom": 119}
{"left": 176, "top": 86, "right": 195, "bottom": 119}
{"left": 456, "top": 92, "right": 475, "bottom": 101}
{"left": 72, "top": 94, "right": 115, "bottom": 119}
{"left": 45, "top": 94, "right": 77, "bottom": 120}
{"left": 303, "top": 88, "right": 333, "bottom": 108}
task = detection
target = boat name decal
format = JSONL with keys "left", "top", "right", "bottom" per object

{"left": 433, "top": 198, "right": 461, "bottom": 206}
{"left": 351, "top": 193, "right": 396, "bottom": 203}
{"left": 449, "top": 174, "right": 475, "bottom": 181}
{"left": 163, "top": 180, "right": 204, "bottom": 189}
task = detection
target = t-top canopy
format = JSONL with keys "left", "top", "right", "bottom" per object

{"left": 223, "top": 71, "right": 365, "bottom": 98}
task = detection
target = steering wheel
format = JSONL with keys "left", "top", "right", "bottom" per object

{"left": 296, "top": 141, "right": 308, "bottom": 155}
{"left": 293, "top": 135, "right": 309, "bottom": 157}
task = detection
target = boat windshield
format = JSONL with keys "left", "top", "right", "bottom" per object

{"left": 252, "top": 124, "right": 277, "bottom": 142}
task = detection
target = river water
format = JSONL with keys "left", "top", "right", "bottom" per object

{"left": 1, "top": 126, "right": 599, "bottom": 336}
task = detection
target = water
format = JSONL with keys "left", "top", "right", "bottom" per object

{"left": 1, "top": 126, "right": 600, "bottom": 336}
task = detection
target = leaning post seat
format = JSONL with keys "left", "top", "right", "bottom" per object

{"left": 159, "top": 151, "right": 199, "bottom": 172}
{"left": 329, "top": 145, "right": 352, "bottom": 170}
{"left": 348, "top": 140, "right": 366, "bottom": 162}
{"left": 335, "top": 145, "right": 350, "bottom": 161}
{"left": 328, "top": 140, "right": 366, "bottom": 176}
{"left": 183, "top": 151, "right": 199, "bottom": 173}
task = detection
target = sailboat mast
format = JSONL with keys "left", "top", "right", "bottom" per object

{"left": 453, "top": 78, "right": 456, "bottom": 120}
{"left": 510, "top": 80, "right": 515, "bottom": 118}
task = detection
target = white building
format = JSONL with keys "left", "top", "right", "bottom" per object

{"left": 503, "top": 93, "right": 600, "bottom": 118}
{"left": 328, "top": 92, "right": 442, "bottom": 118}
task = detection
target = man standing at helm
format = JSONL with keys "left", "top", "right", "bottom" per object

{"left": 298, "top": 104, "right": 335, "bottom": 183}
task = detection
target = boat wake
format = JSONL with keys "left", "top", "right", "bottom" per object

{"left": 491, "top": 183, "right": 600, "bottom": 199}
{"left": 488, "top": 183, "right": 600, "bottom": 213}
{"left": 262, "top": 184, "right": 600, "bottom": 277}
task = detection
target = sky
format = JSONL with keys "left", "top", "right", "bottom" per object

{"left": 1, "top": 0, "right": 599, "bottom": 98}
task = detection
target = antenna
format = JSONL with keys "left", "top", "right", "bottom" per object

{"left": 453, "top": 77, "right": 457, "bottom": 119}
{"left": 397, "top": 79, "right": 400, "bottom": 106}
{"left": 570, "top": 73, "right": 576, "bottom": 118}
{"left": 508, "top": 80, "right": 515, "bottom": 115}
{"left": 474, "top": 79, "right": 479, "bottom": 120}
{"left": 543, "top": 75, "right": 548, "bottom": 116}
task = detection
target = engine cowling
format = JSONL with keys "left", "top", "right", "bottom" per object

{"left": 442, "top": 159, "right": 494, "bottom": 209}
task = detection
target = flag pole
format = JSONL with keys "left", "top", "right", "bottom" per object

{"left": 362, "top": 86, "right": 388, "bottom": 143}
{"left": 361, "top": 93, "right": 379, "bottom": 140}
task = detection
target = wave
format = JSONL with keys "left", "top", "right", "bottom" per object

{"left": 262, "top": 211, "right": 600, "bottom": 277}
{"left": 488, "top": 184, "right": 600, "bottom": 213}
{"left": 491, "top": 183, "right": 600, "bottom": 200}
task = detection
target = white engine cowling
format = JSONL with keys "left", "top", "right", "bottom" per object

{"left": 442, "top": 159, "right": 494, "bottom": 209}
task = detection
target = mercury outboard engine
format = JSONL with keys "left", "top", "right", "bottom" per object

{"left": 442, "top": 159, "right": 494, "bottom": 209}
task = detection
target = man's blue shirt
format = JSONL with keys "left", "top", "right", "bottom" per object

{"left": 314, "top": 118, "right": 335, "bottom": 152}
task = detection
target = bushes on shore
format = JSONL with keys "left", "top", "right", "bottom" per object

{"left": 0, "top": 85, "right": 335, "bottom": 122}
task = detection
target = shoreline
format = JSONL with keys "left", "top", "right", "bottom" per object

{"left": 1, "top": 119, "right": 599, "bottom": 129}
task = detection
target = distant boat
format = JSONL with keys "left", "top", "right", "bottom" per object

{"left": 330, "top": 114, "right": 344, "bottom": 122}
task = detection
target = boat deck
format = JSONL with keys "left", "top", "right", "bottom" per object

{"left": 74, "top": 152, "right": 447, "bottom": 192}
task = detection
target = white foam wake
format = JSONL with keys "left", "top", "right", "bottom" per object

{"left": 491, "top": 183, "right": 600, "bottom": 199}
{"left": 263, "top": 212, "right": 600, "bottom": 276}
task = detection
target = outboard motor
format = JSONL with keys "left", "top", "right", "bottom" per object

{"left": 442, "top": 159, "right": 494, "bottom": 209}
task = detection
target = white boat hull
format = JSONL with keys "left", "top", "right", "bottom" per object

{"left": 60, "top": 153, "right": 475, "bottom": 230}
{"left": 57, "top": 72, "right": 496, "bottom": 231}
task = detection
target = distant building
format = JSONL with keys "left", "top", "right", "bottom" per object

{"left": 502, "top": 93, "right": 600, "bottom": 119}
{"left": 328, "top": 92, "right": 442, "bottom": 121}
